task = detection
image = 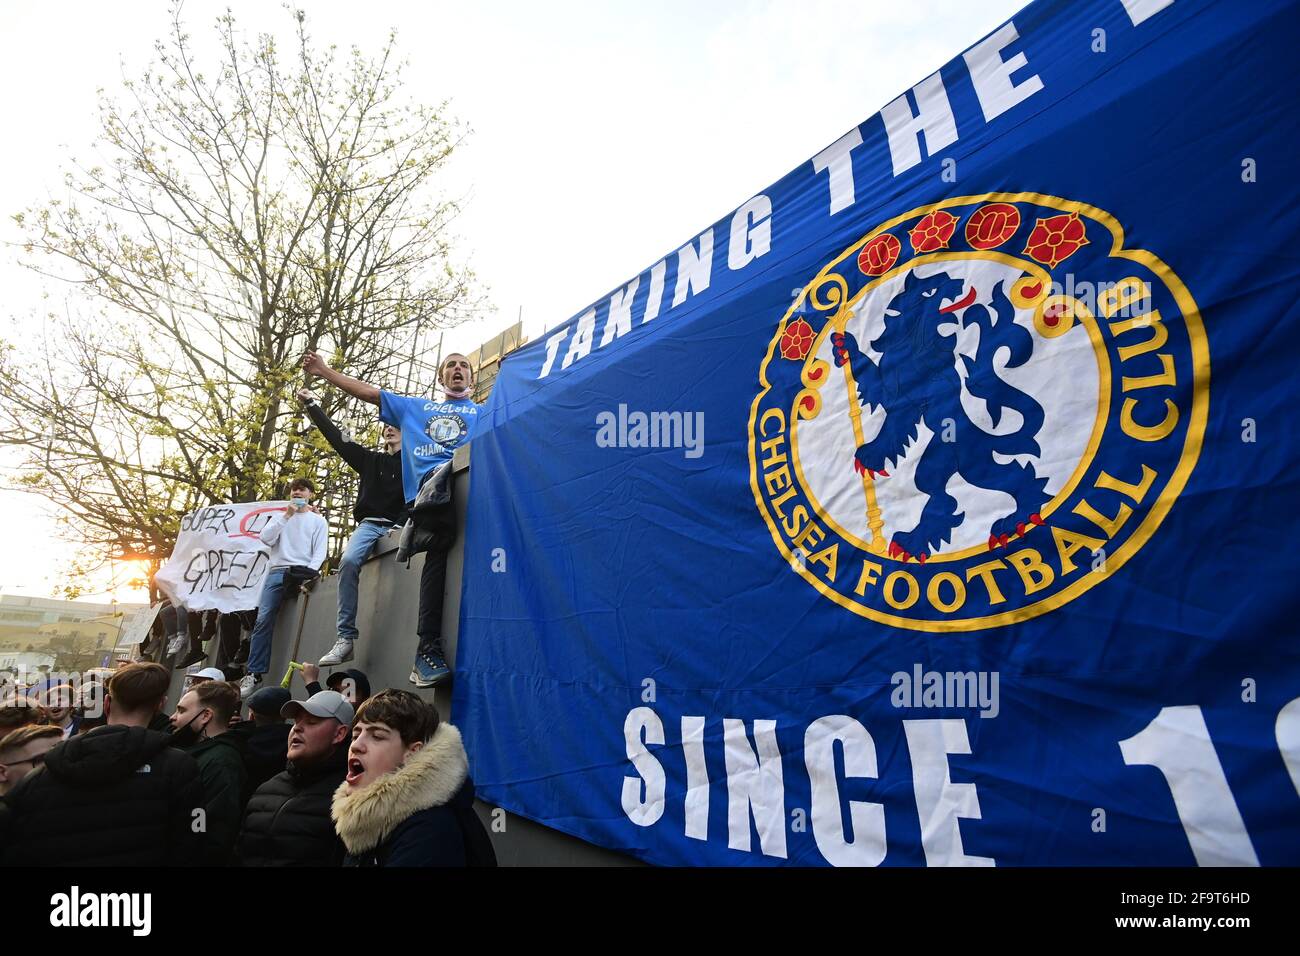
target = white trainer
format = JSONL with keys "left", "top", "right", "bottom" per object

{"left": 319, "top": 639, "right": 355, "bottom": 666}
{"left": 238, "top": 673, "right": 261, "bottom": 698}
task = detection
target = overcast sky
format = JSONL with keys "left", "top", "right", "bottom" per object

{"left": 0, "top": 0, "right": 1025, "bottom": 602}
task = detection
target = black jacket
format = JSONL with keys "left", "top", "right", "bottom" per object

{"left": 228, "top": 720, "right": 290, "bottom": 804}
{"left": 306, "top": 668, "right": 371, "bottom": 703}
{"left": 0, "top": 724, "right": 204, "bottom": 867}
{"left": 180, "top": 732, "right": 247, "bottom": 866}
{"left": 237, "top": 745, "right": 349, "bottom": 867}
{"left": 305, "top": 402, "right": 406, "bottom": 524}
{"left": 343, "top": 777, "right": 496, "bottom": 867}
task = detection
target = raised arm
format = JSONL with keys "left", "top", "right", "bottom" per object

{"left": 301, "top": 351, "right": 380, "bottom": 406}
{"left": 298, "top": 389, "right": 366, "bottom": 471}
{"left": 259, "top": 510, "right": 287, "bottom": 547}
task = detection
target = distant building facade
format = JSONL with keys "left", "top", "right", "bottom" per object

{"left": 0, "top": 594, "right": 146, "bottom": 673}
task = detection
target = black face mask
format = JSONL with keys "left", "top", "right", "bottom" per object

{"left": 169, "top": 710, "right": 207, "bottom": 748}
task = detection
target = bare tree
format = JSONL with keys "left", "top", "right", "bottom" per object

{"left": 0, "top": 4, "right": 480, "bottom": 597}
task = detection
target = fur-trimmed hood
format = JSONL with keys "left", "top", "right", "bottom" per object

{"left": 331, "top": 723, "right": 468, "bottom": 855}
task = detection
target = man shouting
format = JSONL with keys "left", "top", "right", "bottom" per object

{"left": 301, "top": 350, "right": 479, "bottom": 687}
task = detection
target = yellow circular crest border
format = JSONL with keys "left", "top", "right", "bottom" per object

{"left": 747, "top": 192, "right": 1210, "bottom": 633}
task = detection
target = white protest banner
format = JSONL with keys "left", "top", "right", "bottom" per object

{"left": 154, "top": 501, "right": 290, "bottom": 613}
{"left": 116, "top": 604, "right": 162, "bottom": 646}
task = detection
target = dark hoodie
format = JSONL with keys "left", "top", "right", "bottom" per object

{"left": 0, "top": 724, "right": 204, "bottom": 866}
{"left": 304, "top": 402, "right": 406, "bottom": 524}
{"left": 306, "top": 668, "right": 372, "bottom": 704}
{"left": 180, "top": 732, "right": 247, "bottom": 866}
{"left": 228, "top": 719, "right": 291, "bottom": 803}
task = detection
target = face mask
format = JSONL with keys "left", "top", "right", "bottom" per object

{"left": 169, "top": 710, "right": 207, "bottom": 748}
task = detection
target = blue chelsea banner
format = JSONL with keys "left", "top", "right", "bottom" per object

{"left": 453, "top": 0, "right": 1300, "bottom": 865}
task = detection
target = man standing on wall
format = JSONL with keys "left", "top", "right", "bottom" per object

{"left": 300, "top": 350, "right": 478, "bottom": 688}
{"left": 296, "top": 388, "right": 406, "bottom": 667}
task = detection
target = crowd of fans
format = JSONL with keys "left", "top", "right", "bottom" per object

{"left": 0, "top": 351, "right": 496, "bottom": 867}
{"left": 0, "top": 662, "right": 495, "bottom": 866}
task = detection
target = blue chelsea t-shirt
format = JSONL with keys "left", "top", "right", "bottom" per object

{"left": 379, "top": 390, "right": 480, "bottom": 503}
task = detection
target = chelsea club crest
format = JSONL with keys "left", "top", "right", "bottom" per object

{"left": 749, "top": 193, "right": 1208, "bottom": 631}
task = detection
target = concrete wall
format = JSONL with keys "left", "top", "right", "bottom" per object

{"left": 168, "top": 447, "right": 638, "bottom": 867}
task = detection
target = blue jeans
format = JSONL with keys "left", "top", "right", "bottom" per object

{"left": 247, "top": 566, "right": 290, "bottom": 675}
{"left": 337, "top": 519, "right": 393, "bottom": 642}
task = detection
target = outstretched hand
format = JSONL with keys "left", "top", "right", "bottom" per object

{"left": 296, "top": 387, "right": 319, "bottom": 404}
{"left": 301, "top": 351, "right": 328, "bottom": 378}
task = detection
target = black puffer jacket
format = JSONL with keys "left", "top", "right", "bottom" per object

{"left": 237, "top": 745, "right": 348, "bottom": 867}
{"left": 0, "top": 724, "right": 204, "bottom": 867}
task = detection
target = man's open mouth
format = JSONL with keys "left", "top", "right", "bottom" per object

{"left": 938, "top": 286, "right": 978, "bottom": 314}
{"left": 347, "top": 757, "right": 365, "bottom": 783}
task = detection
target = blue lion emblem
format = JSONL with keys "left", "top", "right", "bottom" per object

{"left": 831, "top": 269, "right": 1051, "bottom": 562}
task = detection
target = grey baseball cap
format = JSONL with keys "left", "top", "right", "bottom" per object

{"left": 281, "top": 690, "right": 355, "bottom": 725}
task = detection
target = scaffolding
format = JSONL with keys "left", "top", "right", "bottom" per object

{"left": 467, "top": 320, "right": 526, "bottom": 404}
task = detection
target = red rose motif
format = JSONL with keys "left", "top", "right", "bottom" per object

{"left": 780, "top": 318, "right": 815, "bottom": 361}
{"left": 858, "top": 233, "right": 902, "bottom": 276}
{"left": 908, "top": 210, "right": 959, "bottom": 253}
{"left": 965, "top": 203, "right": 1020, "bottom": 250}
{"left": 1023, "top": 212, "right": 1090, "bottom": 268}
